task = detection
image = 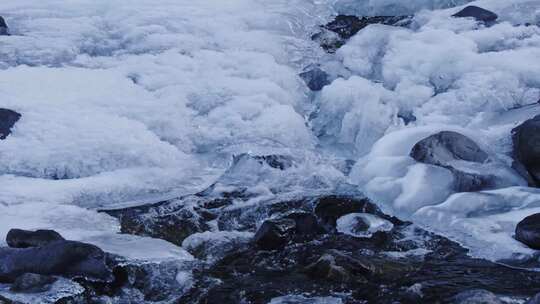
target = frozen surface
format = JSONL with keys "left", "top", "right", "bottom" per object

{"left": 269, "top": 295, "right": 343, "bottom": 304}
{"left": 337, "top": 213, "right": 394, "bottom": 238}
{"left": 1, "top": 0, "right": 540, "bottom": 264}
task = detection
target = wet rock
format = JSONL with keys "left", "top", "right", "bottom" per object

{"left": 303, "top": 253, "right": 352, "bottom": 283}
{"left": 336, "top": 213, "right": 394, "bottom": 238}
{"left": 314, "top": 195, "right": 384, "bottom": 230}
{"left": 299, "top": 67, "right": 330, "bottom": 91}
{"left": 410, "top": 131, "right": 500, "bottom": 192}
{"left": 313, "top": 15, "right": 411, "bottom": 52}
{"left": 527, "top": 292, "right": 540, "bottom": 304}
{"left": 253, "top": 218, "right": 297, "bottom": 251}
{"left": 6, "top": 229, "right": 65, "bottom": 249}
{"left": 104, "top": 202, "right": 210, "bottom": 246}
{"left": 0, "top": 241, "right": 112, "bottom": 283}
{"left": 0, "top": 17, "right": 8, "bottom": 36}
{"left": 512, "top": 115, "right": 540, "bottom": 186}
{"left": 182, "top": 231, "right": 252, "bottom": 262}
{"left": 450, "top": 289, "right": 503, "bottom": 304}
{"left": 515, "top": 213, "right": 540, "bottom": 249}
{"left": 410, "top": 131, "right": 488, "bottom": 166}
{"left": 10, "top": 273, "right": 57, "bottom": 293}
{"left": 452, "top": 6, "right": 498, "bottom": 23}
{"left": 0, "top": 109, "right": 21, "bottom": 140}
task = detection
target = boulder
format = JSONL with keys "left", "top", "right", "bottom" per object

{"left": 0, "top": 16, "right": 8, "bottom": 36}
{"left": 0, "top": 109, "right": 21, "bottom": 140}
{"left": 410, "top": 131, "right": 501, "bottom": 192}
{"left": 104, "top": 204, "right": 210, "bottom": 246}
{"left": 452, "top": 6, "right": 498, "bottom": 23}
{"left": 410, "top": 131, "right": 488, "bottom": 167}
{"left": 512, "top": 115, "right": 540, "bottom": 186}
{"left": 10, "top": 273, "right": 57, "bottom": 293}
{"left": 515, "top": 213, "right": 540, "bottom": 249}
{"left": 299, "top": 68, "right": 330, "bottom": 91}
{"left": 6, "top": 229, "right": 65, "bottom": 248}
{"left": 0, "top": 240, "right": 112, "bottom": 283}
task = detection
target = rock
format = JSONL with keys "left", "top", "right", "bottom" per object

{"left": 410, "top": 131, "right": 488, "bottom": 167}
{"left": 515, "top": 213, "right": 540, "bottom": 249}
{"left": 336, "top": 213, "right": 394, "bottom": 238}
{"left": 0, "top": 109, "right": 21, "bottom": 140}
{"left": 6, "top": 229, "right": 65, "bottom": 248}
{"left": 182, "top": 231, "right": 253, "bottom": 262}
{"left": 313, "top": 196, "right": 383, "bottom": 229}
{"left": 0, "top": 240, "right": 112, "bottom": 283}
{"left": 312, "top": 15, "right": 411, "bottom": 52}
{"left": 452, "top": 6, "right": 498, "bottom": 23}
{"left": 10, "top": 273, "right": 57, "bottom": 293}
{"left": 512, "top": 115, "right": 540, "bottom": 186}
{"left": 527, "top": 292, "right": 540, "bottom": 304}
{"left": 299, "top": 68, "right": 330, "bottom": 91}
{"left": 252, "top": 154, "right": 293, "bottom": 170}
{"left": 0, "top": 16, "right": 8, "bottom": 36}
{"left": 303, "top": 253, "right": 352, "bottom": 283}
{"left": 450, "top": 289, "right": 503, "bottom": 304}
{"left": 253, "top": 218, "right": 297, "bottom": 251}
{"left": 104, "top": 203, "right": 210, "bottom": 246}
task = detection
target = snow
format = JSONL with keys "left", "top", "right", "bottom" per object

{"left": 1, "top": 0, "right": 540, "bottom": 264}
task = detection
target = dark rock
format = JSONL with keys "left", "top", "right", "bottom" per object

{"left": 398, "top": 110, "right": 417, "bottom": 125}
{"left": 512, "top": 115, "right": 540, "bottom": 186}
{"left": 0, "top": 240, "right": 112, "bottom": 283}
{"left": 450, "top": 289, "right": 503, "bottom": 304}
{"left": 515, "top": 213, "right": 540, "bottom": 249}
{"left": 299, "top": 68, "right": 330, "bottom": 91}
{"left": 253, "top": 212, "right": 323, "bottom": 251}
{"left": 6, "top": 229, "right": 65, "bottom": 248}
{"left": 450, "top": 169, "right": 499, "bottom": 192}
{"left": 10, "top": 273, "right": 57, "bottom": 293}
{"left": 303, "top": 253, "right": 352, "bottom": 283}
{"left": 313, "top": 15, "right": 411, "bottom": 53}
{"left": 527, "top": 292, "right": 540, "bottom": 304}
{"left": 0, "top": 16, "right": 8, "bottom": 36}
{"left": 104, "top": 203, "right": 210, "bottom": 246}
{"left": 0, "top": 109, "right": 21, "bottom": 140}
{"left": 452, "top": 6, "right": 498, "bottom": 23}
{"left": 253, "top": 218, "right": 296, "bottom": 251}
{"left": 314, "top": 195, "right": 383, "bottom": 229}
{"left": 410, "top": 131, "right": 488, "bottom": 167}
{"left": 253, "top": 154, "right": 293, "bottom": 170}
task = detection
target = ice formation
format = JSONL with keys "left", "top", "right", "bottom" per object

{"left": 1, "top": 0, "right": 540, "bottom": 283}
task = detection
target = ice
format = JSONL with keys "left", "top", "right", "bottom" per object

{"left": 269, "top": 295, "right": 343, "bottom": 304}
{"left": 1, "top": 0, "right": 540, "bottom": 266}
{"left": 336, "top": 213, "right": 394, "bottom": 238}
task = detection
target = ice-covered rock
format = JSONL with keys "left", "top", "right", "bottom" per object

{"left": 0, "top": 109, "right": 20, "bottom": 140}
{"left": 182, "top": 231, "right": 252, "bottom": 262}
{"left": 336, "top": 213, "right": 394, "bottom": 238}
{"left": 299, "top": 67, "right": 330, "bottom": 91}
{"left": 515, "top": 213, "right": 540, "bottom": 249}
{"left": 452, "top": 6, "right": 498, "bottom": 23}
{"left": 312, "top": 15, "right": 411, "bottom": 52}
{"left": 410, "top": 131, "right": 488, "bottom": 167}
{"left": 0, "top": 16, "right": 8, "bottom": 36}
{"left": 10, "top": 273, "right": 57, "bottom": 293}
{"left": 512, "top": 115, "right": 540, "bottom": 186}
{"left": 450, "top": 289, "right": 504, "bottom": 304}
{"left": 6, "top": 229, "right": 64, "bottom": 249}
